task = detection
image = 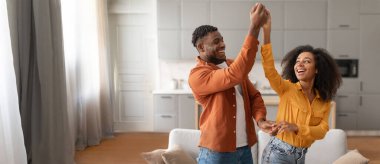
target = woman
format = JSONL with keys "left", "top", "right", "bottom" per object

{"left": 260, "top": 9, "right": 342, "bottom": 164}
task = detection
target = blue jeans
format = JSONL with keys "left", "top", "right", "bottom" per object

{"left": 261, "top": 137, "right": 308, "bottom": 164}
{"left": 197, "top": 146, "right": 254, "bottom": 164}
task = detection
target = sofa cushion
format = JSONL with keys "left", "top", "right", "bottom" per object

{"left": 333, "top": 149, "right": 369, "bottom": 164}
{"left": 162, "top": 144, "right": 197, "bottom": 164}
{"left": 141, "top": 149, "right": 166, "bottom": 164}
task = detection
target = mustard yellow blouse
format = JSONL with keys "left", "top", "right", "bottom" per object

{"left": 261, "top": 44, "right": 331, "bottom": 148}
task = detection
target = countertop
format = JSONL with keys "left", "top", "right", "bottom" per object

{"left": 152, "top": 89, "right": 193, "bottom": 94}
{"left": 152, "top": 89, "right": 280, "bottom": 105}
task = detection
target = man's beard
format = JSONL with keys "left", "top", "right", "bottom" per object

{"left": 207, "top": 55, "right": 225, "bottom": 65}
{"left": 205, "top": 49, "right": 225, "bottom": 64}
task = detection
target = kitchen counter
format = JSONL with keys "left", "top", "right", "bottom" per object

{"left": 153, "top": 89, "right": 280, "bottom": 105}
{"left": 152, "top": 89, "right": 193, "bottom": 94}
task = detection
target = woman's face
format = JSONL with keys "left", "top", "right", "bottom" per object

{"left": 294, "top": 52, "right": 318, "bottom": 82}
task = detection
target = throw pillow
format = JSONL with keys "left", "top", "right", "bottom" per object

{"left": 161, "top": 145, "right": 196, "bottom": 164}
{"left": 141, "top": 149, "right": 166, "bottom": 164}
{"left": 333, "top": 149, "right": 370, "bottom": 164}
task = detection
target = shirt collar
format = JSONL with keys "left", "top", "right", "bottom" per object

{"left": 296, "top": 82, "right": 321, "bottom": 99}
{"left": 196, "top": 56, "right": 230, "bottom": 69}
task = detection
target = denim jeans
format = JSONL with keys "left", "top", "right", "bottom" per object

{"left": 261, "top": 137, "right": 308, "bottom": 164}
{"left": 197, "top": 146, "right": 254, "bottom": 164}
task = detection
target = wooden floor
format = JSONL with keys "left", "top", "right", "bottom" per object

{"left": 75, "top": 132, "right": 380, "bottom": 164}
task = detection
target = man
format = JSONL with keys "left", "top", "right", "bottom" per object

{"left": 188, "top": 3, "right": 276, "bottom": 164}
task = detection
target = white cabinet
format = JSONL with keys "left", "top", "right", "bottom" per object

{"left": 357, "top": 95, "right": 380, "bottom": 130}
{"left": 181, "top": 30, "right": 198, "bottom": 59}
{"left": 157, "top": 0, "right": 182, "bottom": 59}
{"left": 285, "top": 1, "right": 327, "bottom": 30}
{"left": 258, "top": 1, "right": 284, "bottom": 30}
{"left": 182, "top": 0, "right": 209, "bottom": 29}
{"left": 178, "top": 95, "right": 196, "bottom": 129}
{"left": 284, "top": 30, "right": 326, "bottom": 53}
{"left": 337, "top": 78, "right": 360, "bottom": 94}
{"left": 327, "top": 0, "right": 359, "bottom": 59}
{"left": 336, "top": 112, "right": 357, "bottom": 130}
{"left": 210, "top": 1, "right": 251, "bottom": 29}
{"left": 360, "top": 15, "right": 380, "bottom": 93}
{"left": 154, "top": 94, "right": 196, "bottom": 132}
{"left": 328, "top": 0, "right": 359, "bottom": 29}
{"left": 360, "top": 0, "right": 380, "bottom": 14}
{"left": 327, "top": 30, "right": 359, "bottom": 59}
{"left": 219, "top": 30, "right": 246, "bottom": 59}
{"left": 158, "top": 30, "right": 181, "bottom": 59}
{"left": 258, "top": 30, "right": 284, "bottom": 60}
{"left": 353, "top": 14, "right": 379, "bottom": 129}
{"left": 335, "top": 95, "right": 360, "bottom": 112}
{"left": 154, "top": 94, "right": 178, "bottom": 132}
{"left": 157, "top": 0, "right": 180, "bottom": 29}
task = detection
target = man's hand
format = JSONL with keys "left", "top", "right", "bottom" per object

{"left": 277, "top": 121, "right": 299, "bottom": 134}
{"left": 248, "top": 3, "right": 267, "bottom": 38}
{"left": 258, "top": 119, "right": 278, "bottom": 136}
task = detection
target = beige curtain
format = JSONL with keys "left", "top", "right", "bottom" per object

{"left": 61, "top": 0, "right": 114, "bottom": 150}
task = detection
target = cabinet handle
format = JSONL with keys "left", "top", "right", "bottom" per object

{"left": 360, "top": 81, "right": 363, "bottom": 92}
{"left": 339, "top": 24, "right": 350, "bottom": 28}
{"left": 160, "top": 115, "right": 173, "bottom": 118}
{"left": 338, "top": 54, "right": 349, "bottom": 58}
{"left": 188, "top": 96, "right": 194, "bottom": 99}
{"left": 360, "top": 96, "right": 362, "bottom": 106}
{"left": 161, "top": 96, "right": 172, "bottom": 99}
{"left": 337, "top": 95, "right": 348, "bottom": 98}
{"left": 338, "top": 114, "right": 348, "bottom": 117}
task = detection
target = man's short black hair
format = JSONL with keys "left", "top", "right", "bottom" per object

{"left": 192, "top": 25, "right": 218, "bottom": 47}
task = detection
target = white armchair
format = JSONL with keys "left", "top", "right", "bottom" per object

{"left": 168, "top": 128, "right": 347, "bottom": 164}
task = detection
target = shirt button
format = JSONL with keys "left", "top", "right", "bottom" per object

{"left": 233, "top": 93, "right": 235, "bottom": 95}
{"left": 233, "top": 104, "right": 236, "bottom": 107}
{"left": 233, "top": 116, "right": 236, "bottom": 119}
{"left": 233, "top": 130, "right": 236, "bottom": 133}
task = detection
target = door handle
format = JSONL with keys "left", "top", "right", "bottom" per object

{"left": 339, "top": 24, "right": 350, "bottom": 28}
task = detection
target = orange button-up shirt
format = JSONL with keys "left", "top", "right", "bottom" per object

{"left": 261, "top": 43, "right": 331, "bottom": 148}
{"left": 189, "top": 35, "right": 267, "bottom": 152}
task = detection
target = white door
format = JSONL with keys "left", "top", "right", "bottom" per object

{"left": 109, "top": 13, "right": 155, "bottom": 132}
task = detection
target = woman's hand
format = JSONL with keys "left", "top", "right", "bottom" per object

{"left": 277, "top": 121, "right": 299, "bottom": 134}
{"left": 262, "top": 8, "right": 271, "bottom": 44}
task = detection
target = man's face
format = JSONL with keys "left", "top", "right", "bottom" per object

{"left": 199, "top": 31, "right": 226, "bottom": 64}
